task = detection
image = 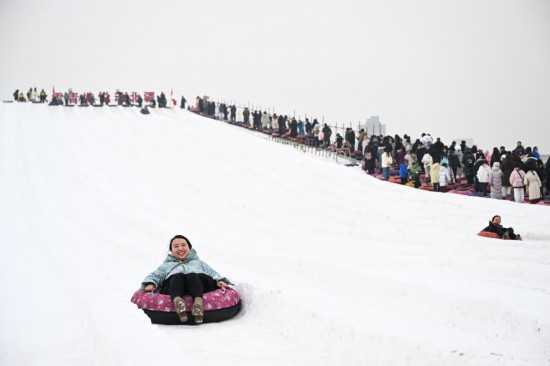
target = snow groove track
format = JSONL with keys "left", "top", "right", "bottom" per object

{"left": 1, "top": 103, "right": 549, "bottom": 366}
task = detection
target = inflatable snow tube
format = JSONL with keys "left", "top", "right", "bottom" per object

{"left": 448, "top": 189, "right": 471, "bottom": 195}
{"left": 418, "top": 184, "right": 434, "bottom": 191}
{"left": 477, "top": 231, "right": 510, "bottom": 240}
{"left": 388, "top": 176, "right": 401, "bottom": 183}
{"left": 131, "top": 288, "right": 241, "bottom": 325}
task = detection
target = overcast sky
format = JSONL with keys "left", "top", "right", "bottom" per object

{"left": 1, "top": 0, "right": 549, "bottom": 153}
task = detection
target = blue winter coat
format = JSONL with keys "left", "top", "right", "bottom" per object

{"left": 141, "top": 249, "right": 225, "bottom": 288}
{"left": 399, "top": 163, "right": 408, "bottom": 178}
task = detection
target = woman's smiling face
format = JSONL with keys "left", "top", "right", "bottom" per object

{"left": 171, "top": 238, "right": 191, "bottom": 261}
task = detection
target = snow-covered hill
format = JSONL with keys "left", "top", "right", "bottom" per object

{"left": 1, "top": 103, "right": 549, "bottom": 366}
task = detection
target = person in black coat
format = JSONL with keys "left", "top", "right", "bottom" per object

{"left": 460, "top": 140, "right": 468, "bottom": 153}
{"left": 346, "top": 128, "right": 356, "bottom": 153}
{"left": 277, "top": 115, "right": 285, "bottom": 135}
{"left": 490, "top": 147, "right": 501, "bottom": 167}
{"left": 513, "top": 141, "right": 525, "bottom": 158}
{"left": 462, "top": 148, "right": 476, "bottom": 184}
{"left": 305, "top": 119, "right": 312, "bottom": 134}
{"left": 322, "top": 124, "right": 332, "bottom": 146}
{"left": 482, "top": 215, "right": 521, "bottom": 240}
{"left": 290, "top": 118, "right": 298, "bottom": 137}
{"left": 364, "top": 142, "right": 376, "bottom": 174}
{"left": 336, "top": 133, "right": 343, "bottom": 149}
{"left": 449, "top": 147, "right": 461, "bottom": 179}
{"left": 180, "top": 96, "right": 186, "bottom": 109}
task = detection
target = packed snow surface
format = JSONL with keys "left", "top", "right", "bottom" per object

{"left": 1, "top": 103, "right": 549, "bottom": 366}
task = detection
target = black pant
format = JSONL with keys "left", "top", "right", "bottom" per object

{"left": 366, "top": 160, "right": 375, "bottom": 175}
{"left": 401, "top": 176, "right": 408, "bottom": 185}
{"left": 479, "top": 182, "right": 488, "bottom": 196}
{"left": 160, "top": 273, "right": 218, "bottom": 300}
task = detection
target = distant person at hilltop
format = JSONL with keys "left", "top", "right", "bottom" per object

{"left": 180, "top": 96, "right": 186, "bottom": 109}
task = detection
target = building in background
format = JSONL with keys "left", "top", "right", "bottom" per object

{"left": 453, "top": 138, "right": 475, "bottom": 148}
{"left": 362, "top": 116, "right": 386, "bottom": 136}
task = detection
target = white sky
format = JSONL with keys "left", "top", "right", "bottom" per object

{"left": 1, "top": 0, "right": 549, "bottom": 153}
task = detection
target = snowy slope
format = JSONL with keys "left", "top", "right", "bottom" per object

{"left": 0, "top": 103, "right": 549, "bottom": 366}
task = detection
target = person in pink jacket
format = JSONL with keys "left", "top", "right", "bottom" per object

{"left": 509, "top": 164, "right": 526, "bottom": 203}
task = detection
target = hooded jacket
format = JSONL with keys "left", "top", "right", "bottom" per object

{"left": 439, "top": 165, "right": 451, "bottom": 186}
{"left": 141, "top": 249, "right": 225, "bottom": 289}
{"left": 489, "top": 164, "right": 503, "bottom": 199}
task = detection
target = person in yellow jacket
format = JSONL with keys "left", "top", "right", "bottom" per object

{"left": 430, "top": 162, "right": 441, "bottom": 191}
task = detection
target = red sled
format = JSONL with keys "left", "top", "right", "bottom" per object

{"left": 477, "top": 231, "right": 510, "bottom": 240}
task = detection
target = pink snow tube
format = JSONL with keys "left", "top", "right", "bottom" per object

{"left": 448, "top": 189, "right": 472, "bottom": 195}
{"left": 131, "top": 288, "right": 241, "bottom": 325}
{"left": 477, "top": 231, "right": 510, "bottom": 240}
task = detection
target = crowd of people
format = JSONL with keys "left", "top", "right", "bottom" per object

{"left": 361, "top": 135, "right": 547, "bottom": 204}
{"left": 11, "top": 87, "right": 176, "bottom": 109}
{"left": 9, "top": 89, "right": 549, "bottom": 205}
{"left": 190, "top": 96, "right": 549, "bottom": 205}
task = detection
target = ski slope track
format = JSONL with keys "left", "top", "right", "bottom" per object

{"left": 1, "top": 103, "right": 549, "bottom": 366}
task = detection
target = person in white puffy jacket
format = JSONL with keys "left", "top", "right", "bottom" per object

{"left": 261, "top": 112, "right": 270, "bottom": 129}
{"left": 439, "top": 163, "right": 452, "bottom": 191}
{"left": 489, "top": 162, "right": 503, "bottom": 199}
{"left": 381, "top": 150, "right": 393, "bottom": 181}
{"left": 476, "top": 160, "right": 491, "bottom": 196}
{"left": 421, "top": 153, "right": 433, "bottom": 180}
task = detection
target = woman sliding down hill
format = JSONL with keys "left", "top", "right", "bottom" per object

{"left": 141, "top": 235, "right": 230, "bottom": 324}
{"left": 481, "top": 215, "right": 522, "bottom": 240}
